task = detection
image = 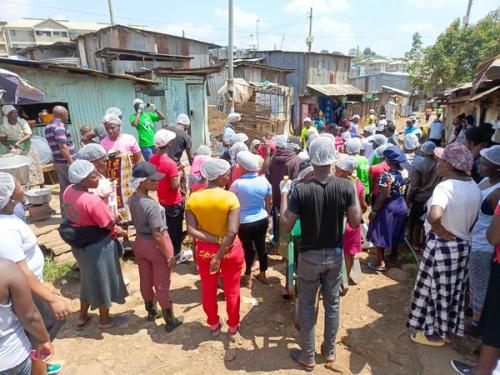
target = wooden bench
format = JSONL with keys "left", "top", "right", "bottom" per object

{"left": 42, "top": 163, "right": 58, "bottom": 185}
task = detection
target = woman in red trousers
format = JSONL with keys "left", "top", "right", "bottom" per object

{"left": 185, "top": 158, "right": 244, "bottom": 341}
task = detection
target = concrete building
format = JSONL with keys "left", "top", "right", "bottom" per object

{"left": 0, "top": 18, "right": 111, "bottom": 55}
{"left": 351, "top": 72, "right": 411, "bottom": 94}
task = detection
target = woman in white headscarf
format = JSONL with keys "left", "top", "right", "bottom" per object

{"left": 0, "top": 105, "right": 44, "bottom": 186}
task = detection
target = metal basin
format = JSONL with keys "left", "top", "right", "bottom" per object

{"left": 25, "top": 188, "right": 52, "bottom": 205}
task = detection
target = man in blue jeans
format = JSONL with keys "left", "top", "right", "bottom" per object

{"left": 280, "top": 136, "right": 362, "bottom": 371}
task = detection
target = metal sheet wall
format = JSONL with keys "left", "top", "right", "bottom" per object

{"left": 1, "top": 64, "right": 160, "bottom": 149}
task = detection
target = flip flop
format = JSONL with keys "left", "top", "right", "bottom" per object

{"left": 450, "top": 360, "right": 473, "bottom": 375}
{"left": 410, "top": 331, "right": 445, "bottom": 347}
{"left": 367, "top": 262, "right": 387, "bottom": 272}
{"left": 47, "top": 363, "right": 63, "bottom": 375}
{"left": 98, "top": 315, "right": 129, "bottom": 330}
{"left": 75, "top": 316, "right": 91, "bottom": 331}
{"left": 289, "top": 349, "right": 315, "bottom": 372}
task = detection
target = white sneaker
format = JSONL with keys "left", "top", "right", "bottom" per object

{"left": 123, "top": 278, "right": 130, "bottom": 286}
{"left": 176, "top": 250, "right": 193, "bottom": 264}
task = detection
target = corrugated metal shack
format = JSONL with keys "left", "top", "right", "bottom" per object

{"left": 0, "top": 57, "right": 157, "bottom": 147}
{"left": 351, "top": 72, "right": 411, "bottom": 94}
{"left": 254, "top": 50, "right": 353, "bottom": 130}
{"left": 76, "top": 25, "right": 220, "bottom": 72}
{"left": 131, "top": 65, "right": 223, "bottom": 149}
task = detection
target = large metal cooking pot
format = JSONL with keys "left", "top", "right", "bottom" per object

{"left": 0, "top": 154, "right": 31, "bottom": 185}
{"left": 25, "top": 188, "right": 52, "bottom": 205}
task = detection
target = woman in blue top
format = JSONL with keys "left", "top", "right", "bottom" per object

{"left": 230, "top": 151, "right": 272, "bottom": 288}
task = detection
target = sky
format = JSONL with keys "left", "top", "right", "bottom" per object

{"left": 1, "top": 0, "right": 498, "bottom": 57}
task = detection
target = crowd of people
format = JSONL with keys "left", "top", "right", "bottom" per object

{"left": 0, "top": 101, "right": 499, "bottom": 374}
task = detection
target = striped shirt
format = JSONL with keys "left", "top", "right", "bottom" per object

{"left": 44, "top": 119, "right": 76, "bottom": 165}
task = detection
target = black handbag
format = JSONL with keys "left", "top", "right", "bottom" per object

{"left": 58, "top": 220, "right": 110, "bottom": 248}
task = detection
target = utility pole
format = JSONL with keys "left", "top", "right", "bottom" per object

{"left": 256, "top": 19, "right": 260, "bottom": 51}
{"left": 306, "top": 7, "right": 313, "bottom": 52}
{"left": 464, "top": 0, "right": 473, "bottom": 26}
{"left": 108, "top": 0, "right": 115, "bottom": 25}
{"left": 228, "top": 0, "right": 235, "bottom": 113}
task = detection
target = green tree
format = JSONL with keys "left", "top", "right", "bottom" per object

{"left": 405, "top": 32, "right": 425, "bottom": 89}
{"left": 407, "top": 10, "right": 500, "bottom": 93}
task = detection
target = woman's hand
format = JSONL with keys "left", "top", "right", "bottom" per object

{"left": 49, "top": 297, "right": 71, "bottom": 320}
{"left": 166, "top": 256, "right": 176, "bottom": 269}
{"left": 113, "top": 226, "right": 126, "bottom": 238}
{"left": 210, "top": 255, "right": 221, "bottom": 274}
{"left": 431, "top": 223, "right": 455, "bottom": 240}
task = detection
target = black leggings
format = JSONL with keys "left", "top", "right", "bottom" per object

{"left": 162, "top": 202, "right": 185, "bottom": 256}
{"left": 238, "top": 217, "right": 269, "bottom": 275}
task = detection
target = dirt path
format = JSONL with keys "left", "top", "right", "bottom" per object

{"left": 48, "top": 251, "right": 465, "bottom": 375}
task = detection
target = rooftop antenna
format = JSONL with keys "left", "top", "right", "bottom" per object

{"left": 107, "top": 0, "right": 115, "bottom": 25}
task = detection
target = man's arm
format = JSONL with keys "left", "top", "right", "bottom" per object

{"left": 406, "top": 167, "right": 422, "bottom": 204}
{"left": 186, "top": 148, "right": 195, "bottom": 165}
{"left": 132, "top": 112, "right": 141, "bottom": 127}
{"left": 155, "top": 108, "right": 165, "bottom": 121}
{"left": 57, "top": 142, "right": 74, "bottom": 165}
{"left": 280, "top": 189, "right": 298, "bottom": 234}
{"left": 346, "top": 180, "right": 362, "bottom": 228}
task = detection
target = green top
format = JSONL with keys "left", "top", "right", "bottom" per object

{"left": 371, "top": 154, "right": 382, "bottom": 166}
{"left": 355, "top": 155, "right": 370, "bottom": 196}
{"left": 129, "top": 112, "right": 159, "bottom": 147}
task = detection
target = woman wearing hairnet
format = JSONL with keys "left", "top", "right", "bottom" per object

{"left": 0, "top": 172, "right": 70, "bottom": 375}
{"left": 0, "top": 105, "right": 44, "bottom": 187}
{"left": 230, "top": 151, "right": 272, "bottom": 287}
{"left": 62, "top": 160, "right": 129, "bottom": 329}
{"left": 101, "top": 113, "right": 144, "bottom": 224}
{"left": 185, "top": 158, "right": 244, "bottom": 340}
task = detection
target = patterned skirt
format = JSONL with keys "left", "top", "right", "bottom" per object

{"left": 407, "top": 233, "right": 470, "bottom": 338}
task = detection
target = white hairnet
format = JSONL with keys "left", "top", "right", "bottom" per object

{"left": 341, "top": 131, "right": 351, "bottom": 141}
{"left": 229, "top": 142, "right": 249, "bottom": 162}
{"left": 480, "top": 145, "right": 500, "bottom": 166}
{"left": 250, "top": 139, "right": 261, "bottom": 150}
{"left": 0, "top": 172, "right": 15, "bottom": 209}
{"left": 376, "top": 119, "right": 387, "bottom": 131}
{"left": 229, "top": 133, "right": 248, "bottom": 145}
{"left": 78, "top": 143, "right": 107, "bottom": 162}
{"left": 307, "top": 133, "right": 319, "bottom": 146}
{"left": 103, "top": 113, "right": 122, "bottom": 126}
{"left": 200, "top": 158, "right": 230, "bottom": 181}
{"left": 105, "top": 107, "right": 122, "bottom": 117}
{"left": 404, "top": 133, "right": 420, "bottom": 151}
{"left": 303, "top": 117, "right": 312, "bottom": 123}
{"left": 176, "top": 113, "right": 191, "bottom": 126}
{"left": 154, "top": 129, "right": 176, "bottom": 148}
{"left": 223, "top": 128, "right": 236, "bottom": 144}
{"left": 227, "top": 112, "right": 241, "bottom": 123}
{"left": 369, "top": 109, "right": 375, "bottom": 114}
{"left": 345, "top": 138, "right": 361, "bottom": 155}
{"left": 364, "top": 125, "right": 376, "bottom": 135}
{"left": 371, "top": 134, "right": 388, "bottom": 147}
{"left": 133, "top": 98, "right": 144, "bottom": 106}
{"left": 309, "top": 137, "right": 335, "bottom": 166}
{"left": 335, "top": 156, "right": 357, "bottom": 172}
{"left": 130, "top": 177, "right": 147, "bottom": 191}
{"left": 272, "top": 135, "right": 288, "bottom": 149}
{"left": 319, "top": 133, "right": 334, "bottom": 141}
{"left": 352, "top": 114, "right": 360, "bottom": 120}
{"left": 237, "top": 151, "right": 260, "bottom": 172}
{"left": 68, "top": 159, "right": 95, "bottom": 184}
{"left": 375, "top": 144, "right": 390, "bottom": 158}
{"left": 196, "top": 145, "right": 212, "bottom": 156}
{"left": 2, "top": 105, "right": 16, "bottom": 116}
{"left": 420, "top": 141, "right": 436, "bottom": 155}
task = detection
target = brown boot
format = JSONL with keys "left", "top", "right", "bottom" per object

{"left": 162, "top": 306, "right": 183, "bottom": 333}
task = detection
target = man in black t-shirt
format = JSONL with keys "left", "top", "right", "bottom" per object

{"left": 280, "top": 136, "right": 362, "bottom": 371}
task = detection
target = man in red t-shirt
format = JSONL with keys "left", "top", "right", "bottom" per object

{"left": 369, "top": 161, "right": 390, "bottom": 206}
{"left": 150, "top": 129, "right": 184, "bottom": 255}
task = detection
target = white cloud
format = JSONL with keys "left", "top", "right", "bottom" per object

{"left": 161, "top": 23, "right": 222, "bottom": 44}
{"left": 1, "top": 0, "right": 34, "bottom": 20}
{"left": 405, "top": 0, "right": 461, "bottom": 9}
{"left": 214, "top": 6, "right": 261, "bottom": 29}
{"left": 285, "top": 0, "right": 351, "bottom": 14}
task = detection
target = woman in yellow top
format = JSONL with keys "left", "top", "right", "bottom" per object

{"left": 185, "top": 158, "right": 244, "bottom": 340}
{"left": 0, "top": 105, "right": 44, "bottom": 186}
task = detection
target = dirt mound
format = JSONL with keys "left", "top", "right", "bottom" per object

{"left": 208, "top": 105, "right": 227, "bottom": 135}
